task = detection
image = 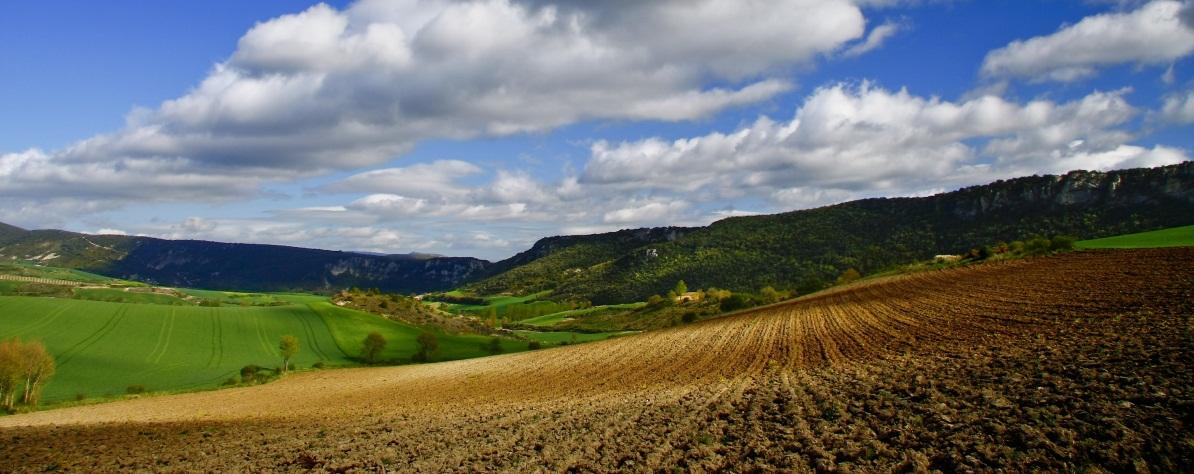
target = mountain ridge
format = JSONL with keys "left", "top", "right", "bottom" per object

{"left": 2, "top": 162, "right": 1191, "bottom": 297}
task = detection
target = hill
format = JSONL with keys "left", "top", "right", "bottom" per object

{"left": 0, "top": 228, "right": 489, "bottom": 294}
{"left": 473, "top": 162, "right": 1194, "bottom": 303}
{"left": 0, "top": 248, "right": 1189, "bottom": 471}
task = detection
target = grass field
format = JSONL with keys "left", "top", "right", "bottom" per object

{"left": 1076, "top": 224, "right": 1194, "bottom": 249}
{"left": 0, "top": 261, "right": 138, "bottom": 285}
{"left": 519, "top": 302, "right": 647, "bottom": 327}
{"left": 310, "top": 302, "right": 528, "bottom": 362}
{"left": 0, "top": 296, "right": 350, "bottom": 403}
{"left": 511, "top": 330, "right": 633, "bottom": 344}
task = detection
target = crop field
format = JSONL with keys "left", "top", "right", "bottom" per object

{"left": 0, "top": 297, "right": 351, "bottom": 402}
{"left": 1076, "top": 224, "right": 1194, "bottom": 249}
{"left": 0, "top": 248, "right": 1190, "bottom": 472}
{"left": 519, "top": 302, "right": 647, "bottom": 327}
{"left": 311, "top": 302, "right": 530, "bottom": 361}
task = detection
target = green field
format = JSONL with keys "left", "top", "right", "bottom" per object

{"left": 512, "top": 330, "right": 633, "bottom": 344}
{"left": 1076, "top": 225, "right": 1194, "bottom": 249}
{"left": 73, "top": 288, "right": 190, "bottom": 305}
{"left": 520, "top": 303, "right": 647, "bottom": 327}
{"left": 0, "top": 261, "right": 137, "bottom": 285}
{"left": 0, "top": 296, "right": 350, "bottom": 403}
{"left": 311, "top": 302, "right": 528, "bottom": 361}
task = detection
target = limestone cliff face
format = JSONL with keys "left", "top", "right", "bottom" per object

{"left": 945, "top": 163, "right": 1194, "bottom": 219}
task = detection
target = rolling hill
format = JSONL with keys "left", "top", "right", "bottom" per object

{"left": 0, "top": 227, "right": 488, "bottom": 294}
{"left": 1, "top": 248, "right": 1189, "bottom": 471}
{"left": 3, "top": 162, "right": 1191, "bottom": 300}
{"left": 470, "top": 162, "right": 1194, "bottom": 303}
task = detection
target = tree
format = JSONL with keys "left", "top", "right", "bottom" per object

{"left": 759, "top": 286, "right": 782, "bottom": 304}
{"left": 0, "top": 339, "right": 21, "bottom": 410}
{"left": 1050, "top": 235, "right": 1076, "bottom": 251}
{"left": 278, "top": 335, "right": 299, "bottom": 374}
{"left": 362, "top": 332, "right": 387, "bottom": 364}
{"left": 0, "top": 339, "right": 55, "bottom": 408}
{"left": 487, "top": 336, "right": 504, "bottom": 355}
{"left": 674, "top": 280, "right": 688, "bottom": 295}
{"left": 415, "top": 332, "right": 439, "bottom": 362}
{"left": 836, "top": 268, "right": 862, "bottom": 285}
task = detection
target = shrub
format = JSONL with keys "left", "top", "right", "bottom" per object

{"left": 222, "top": 377, "right": 239, "bottom": 386}
{"left": 75, "top": 393, "right": 87, "bottom": 401}
{"left": 528, "top": 340, "right": 543, "bottom": 350}
{"left": 240, "top": 364, "right": 260, "bottom": 381}
{"left": 681, "top": 312, "right": 698, "bottom": 324}
{"left": 1050, "top": 235, "right": 1076, "bottom": 251}
{"left": 312, "top": 361, "right": 326, "bottom": 369}
{"left": 487, "top": 337, "right": 504, "bottom": 355}
{"left": 1023, "top": 236, "right": 1052, "bottom": 255}
{"left": 836, "top": 268, "right": 862, "bottom": 285}
{"left": 126, "top": 385, "right": 146, "bottom": 395}
{"left": 720, "top": 293, "right": 753, "bottom": 312}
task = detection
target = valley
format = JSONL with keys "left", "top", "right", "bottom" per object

{"left": 0, "top": 248, "right": 1189, "bottom": 471}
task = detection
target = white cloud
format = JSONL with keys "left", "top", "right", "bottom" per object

{"left": 322, "top": 160, "right": 481, "bottom": 197}
{"left": 579, "top": 82, "right": 1187, "bottom": 209}
{"left": 1161, "top": 89, "right": 1194, "bottom": 123}
{"left": 842, "top": 20, "right": 904, "bottom": 57}
{"left": 0, "top": 0, "right": 879, "bottom": 217}
{"left": 602, "top": 199, "right": 691, "bottom": 225}
{"left": 981, "top": 1, "right": 1194, "bottom": 82}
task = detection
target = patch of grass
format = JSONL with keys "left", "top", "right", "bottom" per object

{"left": 73, "top": 288, "right": 190, "bottom": 305}
{"left": 519, "top": 303, "right": 647, "bottom": 327}
{"left": 310, "top": 302, "right": 526, "bottom": 362}
{"left": 511, "top": 330, "right": 633, "bottom": 344}
{"left": 1075, "top": 225, "right": 1194, "bottom": 249}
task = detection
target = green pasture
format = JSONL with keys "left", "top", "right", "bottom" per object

{"left": 1076, "top": 225, "right": 1194, "bottom": 249}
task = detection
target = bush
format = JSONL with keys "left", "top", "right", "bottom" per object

{"left": 487, "top": 337, "right": 504, "bottom": 355}
{"left": 126, "top": 385, "right": 146, "bottom": 395}
{"left": 720, "top": 293, "right": 753, "bottom": 312}
{"left": 222, "top": 377, "right": 239, "bottom": 386}
{"left": 312, "top": 361, "right": 326, "bottom": 369}
{"left": 1050, "top": 235, "right": 1076, "bottom": 251}
{"left": 1023, "top": 236, "right": 1052, "bottom": 255}
{"left": 75, "top": 393, "right": 87, "bottom": 401}
{"left": 681, "top": 312, "right": 698, "bottom": 324}
{"left": 528, "top": 340, "right": 543, "bottom": 350}
{"left": 240, "top": 364, "right": 260, "bottom": 381}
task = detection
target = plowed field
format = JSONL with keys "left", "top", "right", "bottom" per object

{"left": 1, "top": 249, "right": 1191, "bottom": 472}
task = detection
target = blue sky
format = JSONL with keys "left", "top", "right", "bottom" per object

{"left": 2, "top": 0, "right": 1192, "bottom": 260}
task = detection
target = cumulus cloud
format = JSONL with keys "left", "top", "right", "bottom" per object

{"left": 579, "top": 83, "right": 1187, "bottom": 208}
{"left": 0, "top": 0, "right": 880, "bottom": 218}
{"left": 1161, "top": 89, "right": 1194, "bottom": 123}
{"left": 981, "top": 1, "right": 1194, "bottom": 82}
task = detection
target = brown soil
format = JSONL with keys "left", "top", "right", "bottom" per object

{"left": 1, "top": 248, "right": 1190, "bottom": 472}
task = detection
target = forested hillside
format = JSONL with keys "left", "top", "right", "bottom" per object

{"left": 475, "top": 162, "right": 1194, "bottom": 303}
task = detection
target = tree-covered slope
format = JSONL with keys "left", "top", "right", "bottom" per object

{"left": 0, "top": 229, "right": 489, "bottom": 294}
{"left": 465, "top": 227, "right": 692, "bottom": 296}
{"left": 482, "top": 162, "right": 1194, "bottom": 304}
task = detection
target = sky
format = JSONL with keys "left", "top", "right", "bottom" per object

{"left": 2, "top": 0, "right": 1193, "bottom": 260}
